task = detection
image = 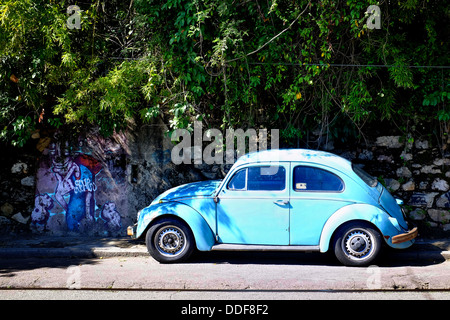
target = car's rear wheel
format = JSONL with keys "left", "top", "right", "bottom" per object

{"left": 332, "top": 222, "right": 382, "bottom": 267}
{"left": 146, "top": 218, "right": 195, "bottom": 263}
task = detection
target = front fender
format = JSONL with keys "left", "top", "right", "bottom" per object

{"left": 136, "top": 201, "right": 216, "bottom": 251}
{"left": 319, "top": 203, "right": 409, "bottom": 253}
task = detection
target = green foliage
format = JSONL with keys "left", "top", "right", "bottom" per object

{"left": 0, "top": 0, "right": 448, "bottom": 148}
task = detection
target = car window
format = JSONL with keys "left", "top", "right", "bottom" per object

{"left": 352, "top": 163, "right": 377, "bottom": 187}
{"left": 248, "top": 166, "right": 286, "bottom": 191}
{"left": 227, "top": 168, "right": 247, "bottom": 190}
{"left": 293, "top": 166, "right": 344, "bottom": 192}
{"left": 227, "top": 166, "right": 286, "bottom": 191}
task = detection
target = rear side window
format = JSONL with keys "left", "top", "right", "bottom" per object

{"left": 293, "top": 166, "right": 344, "bottom": 192}
{"left": 227, "top": 166, "right": 286, "bottom": 191}
{"left": 352, "top": 164, "right": 377, "bottom": 187}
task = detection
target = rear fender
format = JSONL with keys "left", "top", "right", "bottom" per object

{"left": 136, "top": 201, "right": 216, "bottom": 251}
{"left": 319, "top": 203, "right": 406, "bottom": 253}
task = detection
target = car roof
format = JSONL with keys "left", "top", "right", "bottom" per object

{"left": 233, "top": 149, "right": 352, "bottom": 172}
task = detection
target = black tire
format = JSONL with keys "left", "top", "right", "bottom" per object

{"left": 145, "top": 218, "right": 195, "bottom": 263}
{"left": 332, "top": 221, "right": 382, "bottom": 267}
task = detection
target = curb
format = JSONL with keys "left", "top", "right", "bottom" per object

{"left": 0, "top": 244, "right": 449, "bottom": 261}
{"left": 0, "top": 236, "right": 449, "bottom": 261}
{"left": 0, "top": 246, "right": 149, "bottom": 259}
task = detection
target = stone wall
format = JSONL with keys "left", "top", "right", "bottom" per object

{"left": 331, "top": 135, "right": 450, "bottom": 237}
{"left": 0, "top": 124, "right": 449, "bottom": 238}
{"left": 0, "top": 150, "right": 37, "bottom": 234}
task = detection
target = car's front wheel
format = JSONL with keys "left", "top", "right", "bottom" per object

{"left": 332, "top": 222, "right": 382, "bottom": 267}
{"left": 146, "top": 218, "right": 195, "bottom": 263}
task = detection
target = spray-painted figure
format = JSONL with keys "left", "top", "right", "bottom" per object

{"left": 31, "top": 194, "right": 54, "bottom": 230}
{"left": 100, "top": 201, "right": 121, "bottom": 230}
{"left": 49, "top": 142, "right": 102, "bottom": 231}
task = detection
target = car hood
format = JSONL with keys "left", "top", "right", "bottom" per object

{"left": 151, "top": 180, "right": 222, "bottom": 204}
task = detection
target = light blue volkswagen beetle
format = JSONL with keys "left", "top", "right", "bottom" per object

{"left": 128, "top": 149, "right": 417, "bottom": 266}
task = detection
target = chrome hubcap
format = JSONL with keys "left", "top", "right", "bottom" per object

{"left": 156, "top": 226, "right": 186, "bottom": 257}
{"left": 343, "top": 230, "right": 372, "bottom": 259}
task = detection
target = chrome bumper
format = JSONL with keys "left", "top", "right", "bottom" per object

{"left": 392, "top": 227, "right": 418, "bottom": 244}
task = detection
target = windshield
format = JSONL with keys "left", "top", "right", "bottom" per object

{"left": 352, "top": 164, "right": 377, "bottom": 187}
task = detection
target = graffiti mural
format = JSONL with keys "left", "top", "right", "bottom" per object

{"left": 32, "top": 139, "right": 125, "bottom": 235}
{"left": 31, "top": 194, "right": 54, "bottom": 226}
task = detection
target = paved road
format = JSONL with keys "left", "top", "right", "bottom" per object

{"left": 1, "top": 252, "right": 449, "bottom": 320}
{"left": 1, "top": 251, "right": 449, "bottom": 292}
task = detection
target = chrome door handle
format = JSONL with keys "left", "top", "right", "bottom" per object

{"left": 273, "top": 200, "right": 289, "bottom": 205}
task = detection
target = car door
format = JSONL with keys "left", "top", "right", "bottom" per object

{"left": 289, "top": 164, "right": 354, "bottom": 245}
{"left": 216, "top": 163, "right": 290, "bottom": 245}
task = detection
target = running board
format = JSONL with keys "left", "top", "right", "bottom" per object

{"left": 211, "top": 244, "right": 320, "bottom": 252}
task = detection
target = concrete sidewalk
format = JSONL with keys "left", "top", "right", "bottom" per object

{"left": 0, "top": 234, "right": 449, "bottom": 261}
